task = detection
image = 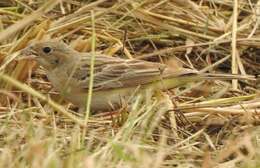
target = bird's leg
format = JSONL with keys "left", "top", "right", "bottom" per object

{"left": 154, "top": 90, "right": 178, "bottom": 138}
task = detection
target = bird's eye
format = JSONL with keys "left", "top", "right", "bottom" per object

{"left": 42, "top": 46, "right": 52, "bottom": 54}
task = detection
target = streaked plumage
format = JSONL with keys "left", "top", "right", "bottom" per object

{"left": 22, "top": 41, "right": 255, "bottom": 111}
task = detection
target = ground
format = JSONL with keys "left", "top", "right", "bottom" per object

{"left": 0, "top": 0, "right": 260, "bottom": 167}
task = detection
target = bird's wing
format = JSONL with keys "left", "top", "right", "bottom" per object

{"left": 68, "top": 54, "right": 196, "bottom": 91}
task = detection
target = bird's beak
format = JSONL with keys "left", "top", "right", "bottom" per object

{"left": 16, "top": 47, "right": 38, "bottom": 61}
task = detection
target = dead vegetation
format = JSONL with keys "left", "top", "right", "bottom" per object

{"left": 0, "top": 0, "right": 260, "bottom": 167}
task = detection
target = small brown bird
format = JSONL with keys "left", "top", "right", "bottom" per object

{"left": 22, "top": 41, "right": 254, "bottom": 112}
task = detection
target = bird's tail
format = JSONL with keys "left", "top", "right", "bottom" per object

{"left": 153, "top": 72, "right": 256, "bottom": 90}
{"left": 199, "top": 73, "right": 256, "bottom": 81}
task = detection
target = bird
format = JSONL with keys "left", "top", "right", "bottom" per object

{"left": 21, "top": 40, "right": 255, "bottom": 112}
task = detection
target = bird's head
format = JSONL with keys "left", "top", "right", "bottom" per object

{"left": 22, "top": 40, "right": 78, "bottom": 70}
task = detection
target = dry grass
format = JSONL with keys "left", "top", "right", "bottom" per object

{"left": 0, "top": 0, "right": 260, "bottom": 167}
